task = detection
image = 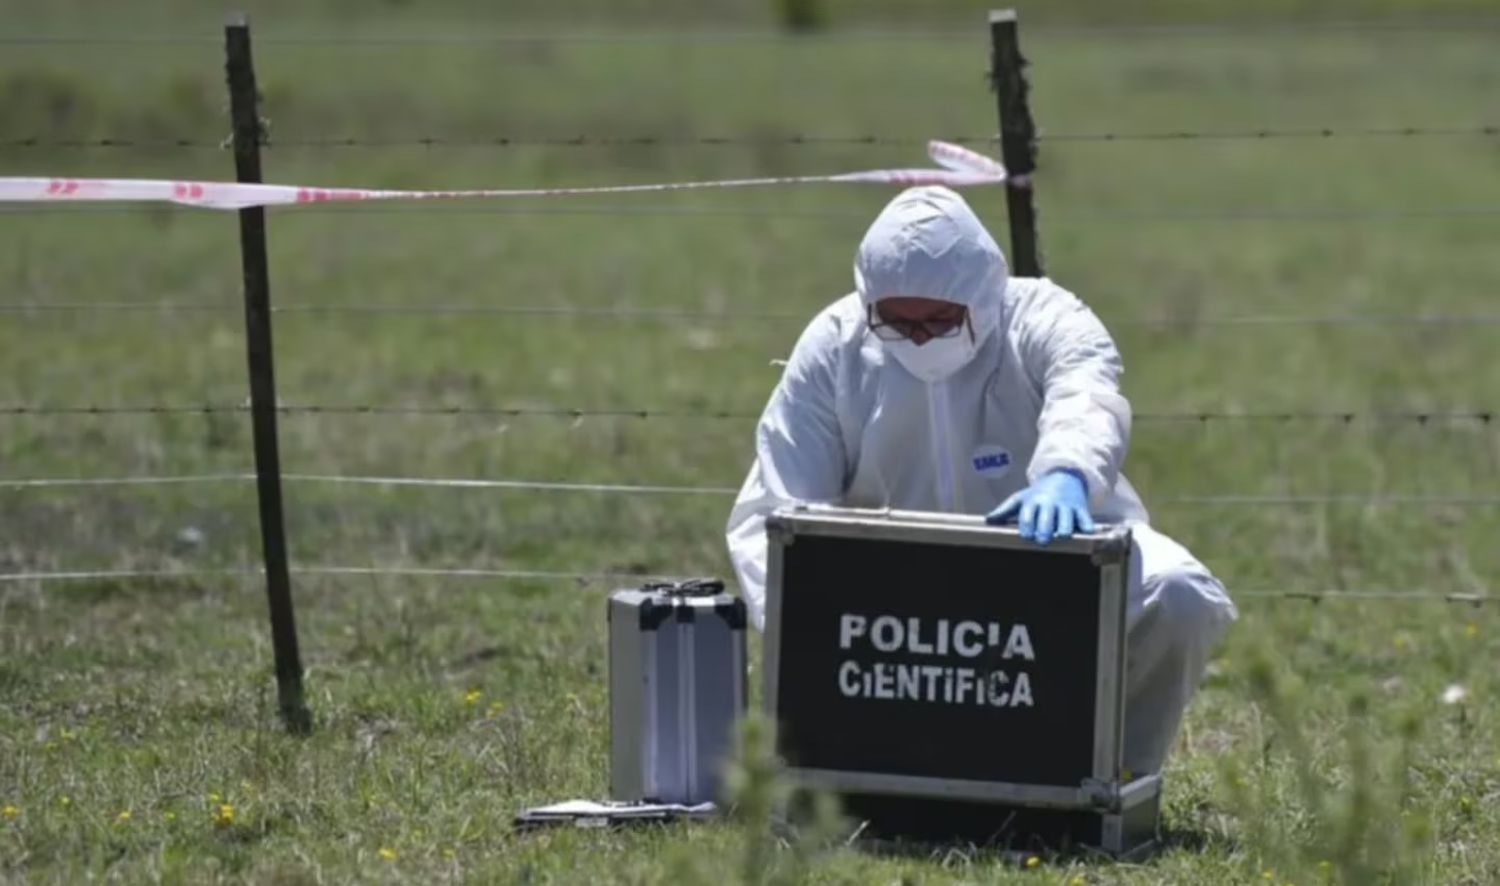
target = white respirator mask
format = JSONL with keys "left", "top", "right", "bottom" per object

{"left": 884, "top": 331, "right": 981, "bottom": 384}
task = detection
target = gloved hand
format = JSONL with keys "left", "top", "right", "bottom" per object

{"left": 985, "top": 468, "right": 1094, "bottom": 545}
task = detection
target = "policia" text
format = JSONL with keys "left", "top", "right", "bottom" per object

{"left": 835, "top": 614, "right": 1037, "bottom": 708}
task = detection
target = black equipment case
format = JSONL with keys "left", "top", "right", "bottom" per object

{"left": 762, "top": 505, "right": 1159, "bottom": 858}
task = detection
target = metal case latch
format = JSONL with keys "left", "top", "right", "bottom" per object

{"left": 1081, "top": 777, "right": 1122, "bottom": 812}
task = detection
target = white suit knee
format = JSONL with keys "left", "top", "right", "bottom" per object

{"left": 1121, "top": 524, "right": 1237, "bottom": 776}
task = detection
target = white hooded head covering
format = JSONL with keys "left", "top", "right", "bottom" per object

{"left": 853, "top": 186, "right": 1009, "bottom": 344}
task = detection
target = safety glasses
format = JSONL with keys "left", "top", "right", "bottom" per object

{"left": 866, "top": 302, "right": 973, "bottom": 343}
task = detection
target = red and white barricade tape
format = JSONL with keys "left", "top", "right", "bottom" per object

{"left": 0, "top": 139, "right": 1006, "bottom": 211}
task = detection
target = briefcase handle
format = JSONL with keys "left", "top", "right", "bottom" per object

{"left": 641, "top": 577, "right": 725, "bottom": 598}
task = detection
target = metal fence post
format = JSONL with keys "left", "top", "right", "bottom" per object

{"left": 224, "top": 13, "right": 311, "bottom": 734}
{"left": 989, "top": 9, "right": 1044, "bottom": 277}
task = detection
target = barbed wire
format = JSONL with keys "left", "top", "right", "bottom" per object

{"left": 258, "top": 476, "right": 1500, "bottom": 507}
{"left": 0, "top": 403, "right": 762, "bottom": 420}
{"left": 1026, "top": 17, "right": 1500, "bottom": 36}
{"left": 1153, "top": 494, "right": 1500, "bottom": 506}
{"left": 6, "top": 202, "right": 1498, "bottom": 223}
{"left": 0, "top": 474, "right": 251, "bottom": 489}
{"left": 5, "top": 125, "right": 1497, "bottom": 151}
{"left": 0, "top": 203, "right": 861, "bottom": 220}
{"left": 1042, "top": 125, "right": 1500, "bottom": 143}
{"left": 280, "top": 474, "right": 742, "bottom": 496}
{"left": 0, "top": 564, "right": 1491, "bottom": 606}
{"left": 0, "top": 565, "right": 680, "bottom": 584}
{"left": 1066, "top": 206, "right": 1500, "bottom": 223}
{"left": 1229, "top": 590, "right": 1492, "bottom": 604}
{"left": 1133, "top": 410, "right": 1497, "bottom": 425}
{"left": 3, "top": 19, "right": 1500, "bottom": 47}
{"left": 0, "top": 403, "right": 1494, "bottom": 425}
{"left": 7, "top": 471, "right": 1500, "bottom": 508}
{"left": 0, "top": 302, "right": 810, "bottom": 320}
{"left": 6, "top": 301, "right": 1500, "bottom": 329}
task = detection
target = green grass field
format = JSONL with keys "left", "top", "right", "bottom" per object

{"left": 3, "top": 1, "right": 1499, "bottom": 882}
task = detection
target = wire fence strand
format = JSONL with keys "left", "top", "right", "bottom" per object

{"left": 6, "top": 202, "right": 1499, "bottom": 223}
{"left": 4, "top": 19, "right": 1500, "bottom": 47}
{"left": 283, "top": 473, "right": 742, "bottom": 496}
{"left": 1, "top": 403, "right": 1494, "bottom": 425}
{"left": 223, "top": 475, "right": 1500, "bottom": 507}
{"left": 0, "top": 566, "right": 683, "bottom": 584}
{"left": 0, "top": 474, "right": 252, "bottom": 489}
{"left": 7, "top": 471, "right": 1500, "bottom": 508}
{"left": 5, "top": 125, "right": 1497, "bottom": 151}
{"left": 0, "top": 564, "right": 1491, "bottom": 606}
{"left": 9, "top": 301, "right": 1500, "bottom": 330}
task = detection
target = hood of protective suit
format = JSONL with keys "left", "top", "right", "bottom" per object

{"left": 853, "top": 186, "right": 1009, "bottom": 344}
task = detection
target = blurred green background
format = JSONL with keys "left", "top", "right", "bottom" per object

{"left": 2, "top": 1, "right": 1498, "bottom": 883}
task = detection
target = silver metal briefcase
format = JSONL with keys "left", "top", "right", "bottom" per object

{"left": 608, "top": 579, "right": 748, "bottom": 806}
{"left": 762, "top": 504, "right": 1159, "bottom": 857}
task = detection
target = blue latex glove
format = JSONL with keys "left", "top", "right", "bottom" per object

{"left": 985, "top": 468, "right": 1094, "bottom": 545}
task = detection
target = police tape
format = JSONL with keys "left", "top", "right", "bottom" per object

{"left": 0, "top": 139, "right": 1005, "bottom": 211}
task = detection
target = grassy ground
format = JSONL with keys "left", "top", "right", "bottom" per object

{"left": 2, "top": 1, "right": 1500, "bottom": 883}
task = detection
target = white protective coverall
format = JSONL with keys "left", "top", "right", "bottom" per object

{"left": 725, "top": 186, "right": 1237, "bottom": 774}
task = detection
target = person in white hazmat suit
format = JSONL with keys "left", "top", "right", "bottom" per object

{"left": 725, "top": 185, "right": 1237, "bottom": 776}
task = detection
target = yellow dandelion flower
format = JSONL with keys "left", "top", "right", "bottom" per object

{"left": 213, "top": 803, "right": 235, "bottom": 826}
{"left": 463, "top": 688, "right": 482, "bottom": 706}
{"left": 1465, "top": 622, "right": 1479, "bottom": 638}
{"left": 1025, "top": 855, "right": 1040, "bottom": 868}
{"left": 117, "top": 810, "right": 132, "bottom": 822}
{"left": 2, "top": 804, "right": 18, "bottom": 819}
{"left": 378, "top": 846, "right": 398, "bottom": 861}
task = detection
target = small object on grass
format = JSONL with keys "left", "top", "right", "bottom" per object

{"left": 513, "top": 799, "right": 718, "bottom": 831}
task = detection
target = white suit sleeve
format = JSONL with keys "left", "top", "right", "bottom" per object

{"left": 1018, "top": 281, "right": 1132, "bottom": 511}
{"left": 725, "top": 315, "right": 846, "bottom": 631}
